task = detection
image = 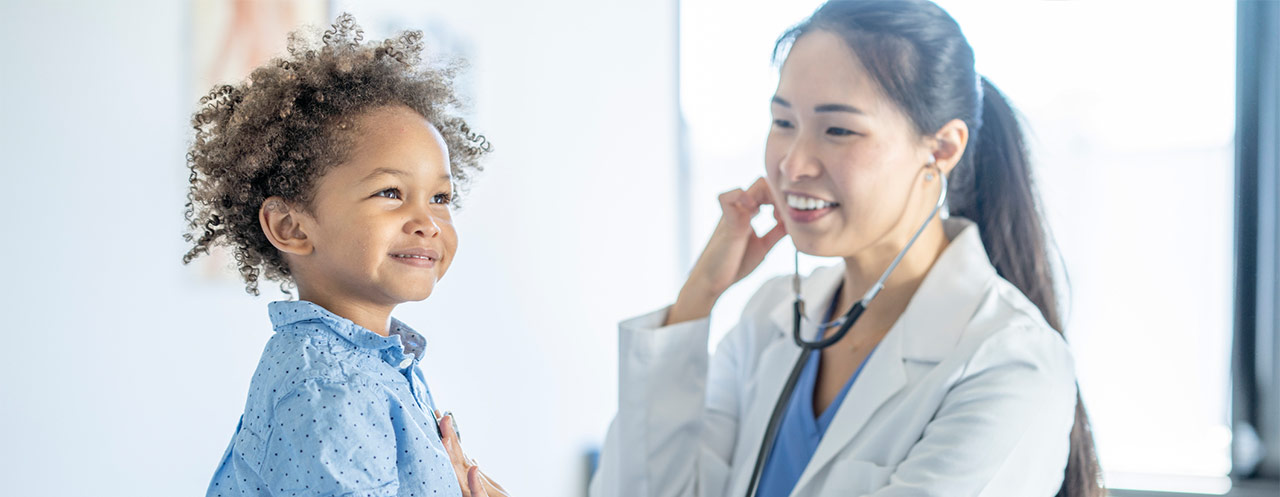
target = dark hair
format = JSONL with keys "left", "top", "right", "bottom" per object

{"left": 776, "top": 1, "right": 1102, "bottom": 495}
{"left": 182, "top": 13, "right": 491, "bottom": 296}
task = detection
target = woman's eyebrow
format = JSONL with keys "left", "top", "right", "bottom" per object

{"left": 771, "top": 96, "right": 865, "bottom": 115}
{"left": 814, "top": 103, "right": 865, "bottom": 115}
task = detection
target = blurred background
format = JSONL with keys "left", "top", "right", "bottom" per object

{"left": 0, "top": 0, "right": 1275, "bottom": 496}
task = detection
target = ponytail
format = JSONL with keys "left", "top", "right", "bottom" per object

{"left": 956, "top": 78, "right": 1058, "bottom": 328}
{"left": 956, "top": 77, "right": 1105, "bottom": 497}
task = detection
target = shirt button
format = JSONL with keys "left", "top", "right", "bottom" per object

{"left": 398, "top": 357, "right": 413, "bottom": 369}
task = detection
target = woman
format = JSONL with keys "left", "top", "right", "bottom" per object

{"left": 589, "top": 1, "right": 1102, "bottom": 496}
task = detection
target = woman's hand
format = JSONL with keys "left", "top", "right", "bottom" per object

{"left": 667, "top": 177, "right": 787, "bottom": 325}
{"left": 438, "top": 412, "right": 510, "bottom": 497}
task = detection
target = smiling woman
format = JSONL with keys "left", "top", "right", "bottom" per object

{"left": 678, "top": 0, "right": 1244, "bottom": 494}
{"left": 590, "top": 1, "right": 1099, "bottom": 496}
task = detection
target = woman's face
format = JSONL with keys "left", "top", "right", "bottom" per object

{"left": 765, "top": 30, "right": 935, "bottom": 258}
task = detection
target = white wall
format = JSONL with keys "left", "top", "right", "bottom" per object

{"left": 0, "top": 1, "right": 679, "bottom": 495}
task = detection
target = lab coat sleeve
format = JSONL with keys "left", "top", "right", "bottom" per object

{"left": 588, "top": 304, "right": 755, "bottom": 497}
{"left": 870, "top": 325, "right": 1078, "bottom": 497}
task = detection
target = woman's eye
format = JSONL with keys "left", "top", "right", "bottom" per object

{"left": 826, "top": 127, "right": 858, "bottom": 137}
{"left": 431, "top": 192, "right": 454, "bottom": 205}
{"left": 374, "top": 188, "right": 402, "bottom": 200}
{"left": 772, "top": 119, "right": 794, "bottom": 129}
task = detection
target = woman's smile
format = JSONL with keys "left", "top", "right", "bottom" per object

{"left": 783, "top": 191, "right": 841, "bottom": 223}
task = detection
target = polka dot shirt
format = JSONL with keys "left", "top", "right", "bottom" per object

{"left": 206, "top": 300, "right": 462, "bottom": 497}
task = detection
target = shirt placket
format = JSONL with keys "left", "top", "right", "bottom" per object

{"left": 397, "top": 360, "right": 431, "bottom": 414}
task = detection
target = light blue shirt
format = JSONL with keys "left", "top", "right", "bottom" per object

{"left": 207, "top": 301, "right": 462, "bottom": 497}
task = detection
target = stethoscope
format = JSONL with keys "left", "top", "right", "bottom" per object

{"left": 743, "top": 160, "right": 949, "bottom": 497}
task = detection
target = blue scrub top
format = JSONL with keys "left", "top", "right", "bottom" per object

{"left": 755, "top": 287, "right": 876, "bottom": 497}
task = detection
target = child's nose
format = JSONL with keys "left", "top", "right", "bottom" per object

{"left": 406, "top": 211, "right": 442, "bottom": 237}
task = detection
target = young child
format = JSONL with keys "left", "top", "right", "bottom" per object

{"left": 184, "top": 14, "right": 500, "bottom": 497}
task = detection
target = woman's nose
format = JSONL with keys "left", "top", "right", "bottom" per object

{"left": 778, "top": 136, "right": 821, "bottom": 182}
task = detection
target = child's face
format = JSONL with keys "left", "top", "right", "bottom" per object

{"left": 294, "top": 105, "right": 458, "bottom": 307}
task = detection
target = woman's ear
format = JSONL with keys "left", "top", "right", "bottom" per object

{"left": 259, "top": 197, "right": 313, "bottom": 256}
{"left": 930, "top": 118, "right": 970, "bottom": 175}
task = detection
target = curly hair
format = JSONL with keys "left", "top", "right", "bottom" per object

{"left": 182, "top": 13, "right": 491, "bottom": 296}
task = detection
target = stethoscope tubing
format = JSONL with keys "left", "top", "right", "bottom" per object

{"left": 742, "top": 165, "right": 947, "bottom": 497}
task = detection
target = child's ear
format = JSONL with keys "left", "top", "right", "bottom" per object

{"left": 259, "top": 197, "right": 313, "bottom": 256}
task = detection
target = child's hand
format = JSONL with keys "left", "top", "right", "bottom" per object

{"left": 437, "top": 411, "right": 510, "bottom": 497}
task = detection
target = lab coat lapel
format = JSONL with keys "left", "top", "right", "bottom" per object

{"left": 790, "top": 218, "right": 996, "bottom": 495}
{"left": 727, "top": 328, "right": 804, "bottom": 497}
{"left": 790, "top": 326, "right": 908, "bottom": 496}
{"left": 727, "top": 266, "right": 845, "bottom": 497}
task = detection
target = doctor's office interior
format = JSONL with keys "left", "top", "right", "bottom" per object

{"left": 0, "top": 0, "right": 1276, "bottom": 496}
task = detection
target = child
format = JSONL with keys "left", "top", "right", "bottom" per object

{"left": 184, "top": 14, "right": 500, "bottom": 497}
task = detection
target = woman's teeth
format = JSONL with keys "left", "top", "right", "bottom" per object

{"left": 786, "top": 194, "right": 838, "bottom": 211}
{"left": 393, "top": 254, "right": 434, "bottom": 261}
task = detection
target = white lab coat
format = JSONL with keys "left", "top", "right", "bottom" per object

{"left": 590, "top": 217, "right": 1077, "bottom": 497}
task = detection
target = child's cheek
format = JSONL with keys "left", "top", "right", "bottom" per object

{"left": 441, "top": 223, "right": 459, "bottom": 278}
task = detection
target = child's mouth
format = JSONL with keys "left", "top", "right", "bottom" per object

{"left": 390, "top": 248, "right": 440, "bottom": 268}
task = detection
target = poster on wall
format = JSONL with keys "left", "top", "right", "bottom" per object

{"left": 187, "top": 0, "right": 328, "bottom": 286}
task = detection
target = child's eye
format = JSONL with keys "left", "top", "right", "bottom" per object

{"left": 431, "top": 192, "right": 454, "bottom": 205}
{"left": 374, "top": 188, "right": 402, "bottom": 200}
{"left": 826, "top": 127, "right": 859, "bottom": 137}
{"left": 772, "top": 119, "right": 794, "bottom": 129}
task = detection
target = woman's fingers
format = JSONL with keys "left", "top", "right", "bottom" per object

{"left": 438, "top": 411, "right": 504, "bottom": 496}
{"left": 716, "top": 178, "right": 780, "bottom": 240}
{"left": 720, "top": 177, "right": 774, "bottom": 217}
{"left": 436, "top": 411, "right": 474, "bottom": 495}
{"left": 717, "top": 189, "right": 751, "bottom": 227}
{"left": 467, "top": 466, "right": 490, "bottom": 497}
{"left": 670, "top": 176, "right": 786, "bottom": 325}
{"left": 442, "top": 414, "right": 472, "bottom": 465}
{"left": 479, "top": 469, "right": 511, "bottom": 497}
{"left": 710, "top": 178, "right": 785, "bottom": 278}
{"left": 736, "top": 178, "right": 787, "bottom": 278}
{"left": 736, "top": 221, "right": 788, "bottom": 281}
{"left": 746, "top": 176, "right": 774, "bottom": 206}
{"left": 759, "top": 221, "right": 788, "bottom": 248}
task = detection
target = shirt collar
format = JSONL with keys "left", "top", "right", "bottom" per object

{"left": 267, "top": 300, "right": 428, "bottom": 367}
{"left": 768, "top": 216, "right": 996, "bottom": 362}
